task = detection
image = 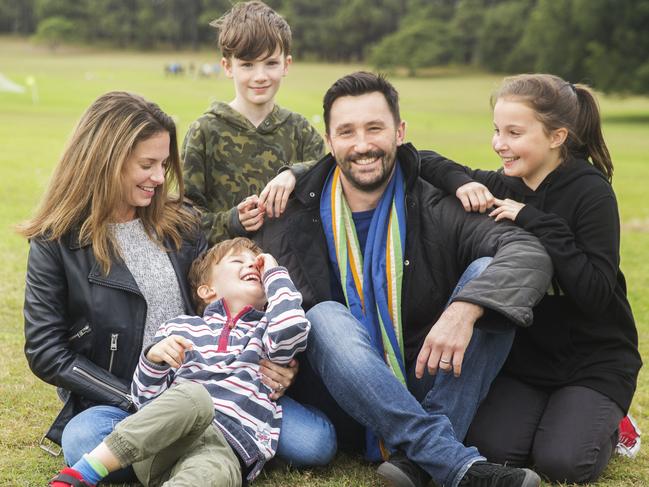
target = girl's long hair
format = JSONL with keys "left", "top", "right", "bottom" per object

{"left": 492, "top": 74, "right": 613, "bottom": 181}
{"left": 18, "top": 91, "right": 198, "bottom": 273}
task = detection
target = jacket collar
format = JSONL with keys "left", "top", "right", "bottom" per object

{"left": 67, "top": 225, "right": 194, "bottom": 312}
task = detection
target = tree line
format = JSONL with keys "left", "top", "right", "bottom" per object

{"left": 2, "top": 0, "right": 648, "bottom": 95}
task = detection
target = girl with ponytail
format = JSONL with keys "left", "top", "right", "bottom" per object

{"left": 420, "top": 73, "right": 641, "bottom": 483}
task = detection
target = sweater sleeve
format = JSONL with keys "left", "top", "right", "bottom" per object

{"left": 130, "top": 326, "right": 176, "bottom": 409}
{"left": 182, "top": 121, "right": 246, "bottom": 243}
{"left": 288, "top": 121, "right": 325, "bottom": 178}
{"left": 418, "top": 151, "right": 509, "bottom": 198}
{"left": 515, "top": 189, "right": 620, "bottom": 316}
{"left": 260, "top": 267, "right": 310, "bottom": 364}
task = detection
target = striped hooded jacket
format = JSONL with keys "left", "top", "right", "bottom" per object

{"left": 131, "top": 266, "right": 310, "bottom": 480}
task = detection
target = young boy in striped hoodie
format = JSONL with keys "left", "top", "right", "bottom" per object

{"left": 50, "top": 237, "right": 312, "bottom": 487}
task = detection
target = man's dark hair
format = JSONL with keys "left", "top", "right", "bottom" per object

{"left": 323, "top": 71, "right": 400, "bottom": 134}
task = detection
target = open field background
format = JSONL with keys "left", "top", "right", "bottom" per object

{"left": 1, "top": 37, "right": 648, "bottom": 486}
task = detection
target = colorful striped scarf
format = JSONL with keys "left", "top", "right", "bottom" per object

{"left": 320, "top": 163, "right": 407, "bottom": 460}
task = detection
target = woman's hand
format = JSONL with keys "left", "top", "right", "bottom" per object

{"left": 237, "top": 195, "right": 265, "bottom": 232}
{"left": 489, "top": 198, "right": 525, "bottom": 222}
{"left": 456, "top": 182, "right": 495, "bottom": 213}
{"left": 259, "top": 358, "right": 299, "bottom": 400}
{"left": 258, "top": 170, "right": 296, "bottom": 218}
{"left": 146, "top": 335, "right": 193, "bottom": 368}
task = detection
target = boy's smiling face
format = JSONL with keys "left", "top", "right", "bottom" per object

{"left": 222, "top": 47, "right": 291, "bottom": 113}
{"left": 198, "top": 249, "right": 267, "bottom": 313}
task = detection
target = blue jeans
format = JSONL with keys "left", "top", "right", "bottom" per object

{"left": 276, "top": 395, "right": 337, "bottom": 466}
{"left": 61, "top": 393, "right": 336, "bottom": 479}
{"left": 305, "top": 258, "right": 515, "bottom": 487}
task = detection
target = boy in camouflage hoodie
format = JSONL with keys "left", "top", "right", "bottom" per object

{"left": 182, "top": 1, "right": 325, "bottom": 244}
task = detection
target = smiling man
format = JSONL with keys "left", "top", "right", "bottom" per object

{"left": 254, "top": 72, "right": 552, "bottom": 487}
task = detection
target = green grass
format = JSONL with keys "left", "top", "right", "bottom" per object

{"left": 1, "top": 36, "right": 648, "bottom": 486}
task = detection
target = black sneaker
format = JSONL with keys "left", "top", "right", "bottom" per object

{"left": 459, "top": 461, "right": 540, "bottom": 487}
{"left": 376, "top": 451, "right": 430, "bottom": 487}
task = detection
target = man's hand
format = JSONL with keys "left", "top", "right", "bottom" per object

{"left": 258, "top": 170, "right": 296, "bottom": 218}
{"left": 489, "top": 197, "right": 525, "bottom": 222}
{"left": 237, "top": 195, "right": 265, "bottom": 232}
{"left": 146, "top": 335, "right": 193, "bottom": 368}
{"left": 456, "top": 182, "right": 495, "bottom": 213}
{"left": 415, "top": 301, "right": 484, "bottom": 378}
{"left": 259, "top": 358, "right": 299, "bottom": 400}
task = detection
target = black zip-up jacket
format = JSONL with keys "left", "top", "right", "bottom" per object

{"left": 23, "top": 226, "right": 207, "bottom": 445}
{"left": 254, "top": 144, "right": 553, "bottom": 367}
{"left": 420, "top": 155, "right": 642, "bottom": 412}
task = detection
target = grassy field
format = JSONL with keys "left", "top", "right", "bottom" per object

{"left": 1, "top": 36, "right": 648, "bottom": 486}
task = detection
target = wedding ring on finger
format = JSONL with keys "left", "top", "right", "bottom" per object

{"left": 439, "top": 358, "right": 452, "bottom": 366}
{"left": 276, "top": 383, "right": 285, "bottom": 392}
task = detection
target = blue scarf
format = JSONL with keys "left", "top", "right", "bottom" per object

{"left": 320, "top": 162, "right": 407, "bottom": 460}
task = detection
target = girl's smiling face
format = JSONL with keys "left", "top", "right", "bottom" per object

{"left": 492, "top": 97, "right": 567, "bottom": 190}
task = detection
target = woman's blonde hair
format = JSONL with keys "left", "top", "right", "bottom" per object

{"left": 18, "top": 91, "right": 198, "bottom": 273}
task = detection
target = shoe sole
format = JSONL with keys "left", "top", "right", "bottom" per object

{"left": 376, "top": 462, "right": 418, "bottom": 487}
{"left": 521, "top": 468, "right": 541, "bottom": 487}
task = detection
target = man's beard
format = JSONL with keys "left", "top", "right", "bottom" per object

{"left": 336, "top": 147, "right": 396, "bottom": 192}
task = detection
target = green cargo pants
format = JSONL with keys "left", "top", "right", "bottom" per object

{"left": 104, "top": 381, "right": 242, "bottom": 487}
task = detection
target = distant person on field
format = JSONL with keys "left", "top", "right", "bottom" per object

{"left": 182, "top": 0, "right": 324, "bottom": 245}
{"left": 420, "top": 73, "right": 642, "bottom": 483}
{"left": 48, "top": 237, "right": 330, "bottom": 487}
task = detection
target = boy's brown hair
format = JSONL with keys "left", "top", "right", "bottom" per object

{"left": 189, "top": 237, "right": 264, "bottom": 315}
{"left": 210, "top": 1, "right": 292, "bottom": 60}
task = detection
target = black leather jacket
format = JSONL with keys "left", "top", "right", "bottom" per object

{"left": 23, "top": 226, "right": 207, "bottom": 445}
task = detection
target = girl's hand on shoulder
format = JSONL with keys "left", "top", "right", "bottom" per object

{"left": 237, "top": 195, "right": 265, "bottom": 232}
{"left": 146, "top": 335, "right": 193, "bottom": 368}
{"left": 489, "top": 198, "right": 525, "bottom": 222}
{"left": 456, "top": 182, "right": 495, "bottom": 213}
{"left": 258, "top": 170, "right": 296, "bottom": 218}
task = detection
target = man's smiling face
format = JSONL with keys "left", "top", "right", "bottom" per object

{"left": 326, "top": 91, "right": 405, "bottom": 192}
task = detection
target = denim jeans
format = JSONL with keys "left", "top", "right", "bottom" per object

{"left": 305, "top": 257, "right": 515, "bottom": 487}
{"left": 61, "top": 390, "right": 336, "bottom": 480}
{"left": 276, "top": 395, "right": 337, "bottom": 466}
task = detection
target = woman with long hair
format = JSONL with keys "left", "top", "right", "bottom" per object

{"left": 20, "top": 91, "right": 207, "bottom": 482}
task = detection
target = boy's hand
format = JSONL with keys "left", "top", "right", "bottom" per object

{"left": 456, "top": 182, "right": 495, "bottom": 213}
{"left": 146, "top": 335, "right": 193, "bottom": 368}
{"left": 255, "top": 253, "right": 279, "bottom": 276}
{"left": 237, "top": 195, "right": 265, "bottom": 232}
{"left": 258, "top": 170, "right": 296, "bottom": 218}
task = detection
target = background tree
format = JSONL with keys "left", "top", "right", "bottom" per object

{"left": 33, "top": 15, "right": 77, "bottom": 50}
{"left": 1, "top": 0, "right": 647, "bottom": 95}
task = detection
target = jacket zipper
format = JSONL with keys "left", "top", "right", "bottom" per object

{"left": 69, "top": 324, "right": 91, "bottom": 341}
{"left": 108, "top": 333, "right": 119, "bottom": 373}
{"left": 72, "top": 365, "right": 133, "bottom": 407}
{"left": 217, "top": 302, "right": 252, "bottom": 352}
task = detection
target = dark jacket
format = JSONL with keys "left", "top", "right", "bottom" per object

{"left": 254, "top": 143, "right": 553, "bottom": 366}
{"left": 420, "top": 155, "right": 642, "bottom": 412}
{"left": 23, "top": 226, "right": 207, "bottom": 445}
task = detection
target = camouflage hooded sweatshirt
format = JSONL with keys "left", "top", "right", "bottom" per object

{"left": 182, "top": 101, "right": 325, "bottom": 244}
